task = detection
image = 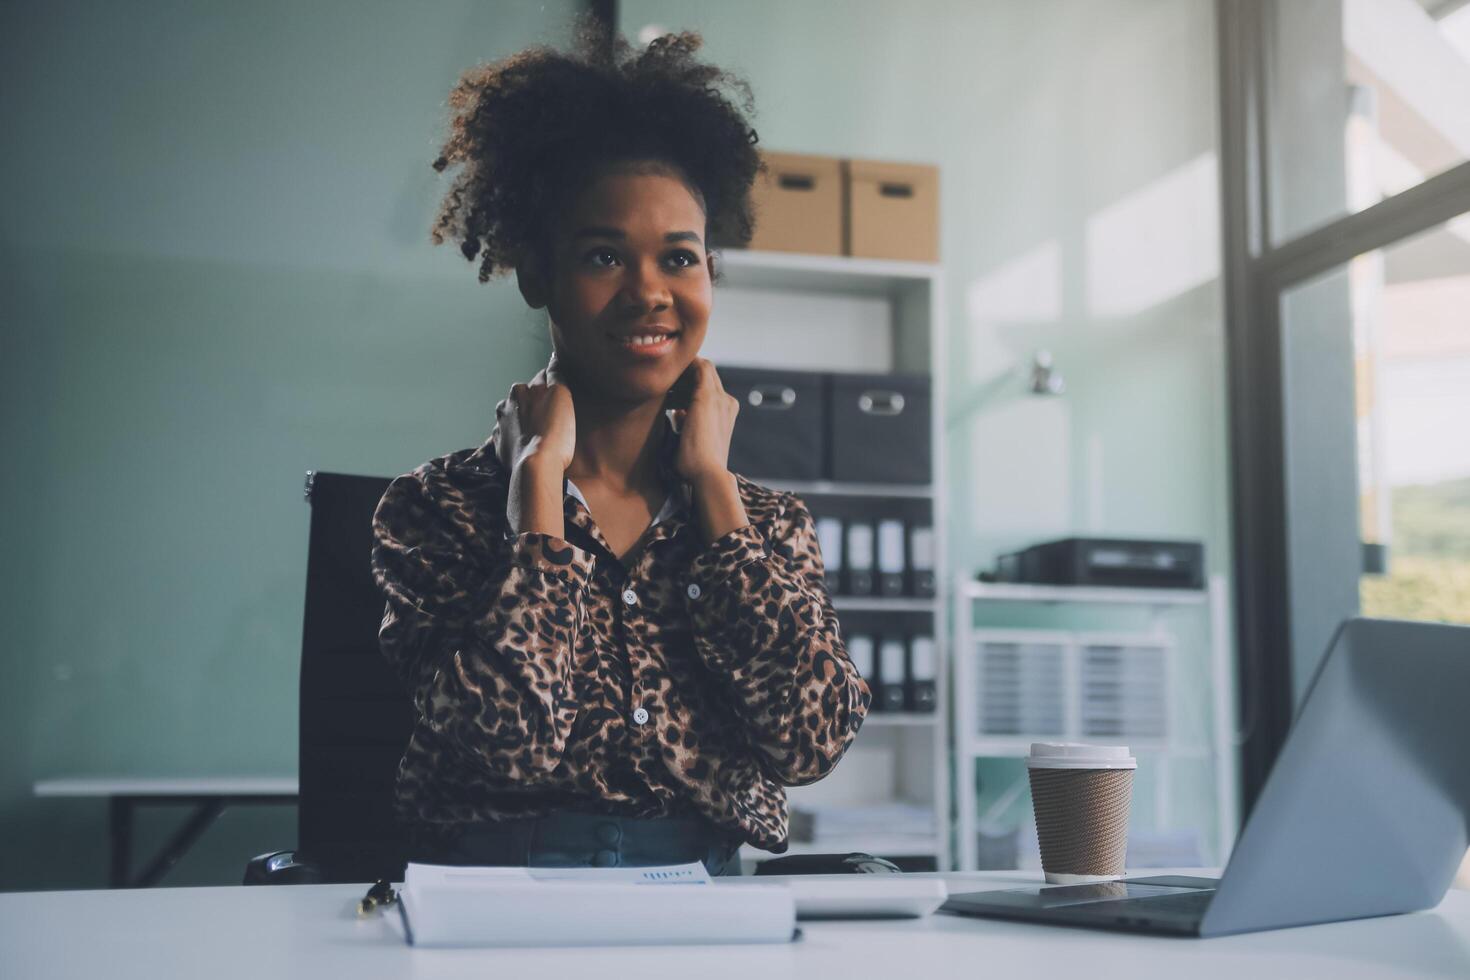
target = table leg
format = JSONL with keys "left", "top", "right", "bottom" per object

{"left": 133, "top": 799, "right": 227, "bottom": 888}
{"left": 100, "top": 793, "right": 297, "bottom": 887}
{"left": 109, "top": 797, "right": 133, "bottom": 889}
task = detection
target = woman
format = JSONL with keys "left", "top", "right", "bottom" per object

{"left": 370, "top": 23, "right": 870, "bottom": 877}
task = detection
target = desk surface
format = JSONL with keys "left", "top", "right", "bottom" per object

{"left": 4, "top": 871, "right": 1468, "bottom": 979}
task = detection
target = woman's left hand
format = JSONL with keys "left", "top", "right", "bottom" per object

{"left": 671, "top": 358, "right": 739, "bottom": 487}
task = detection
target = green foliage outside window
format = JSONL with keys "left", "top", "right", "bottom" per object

{"left": 1361, "top": 478, "right": 1470, "bottom": 625}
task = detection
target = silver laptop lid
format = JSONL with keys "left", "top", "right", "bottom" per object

{"left": 1203, "top": 617, "right": 1470, "bottom": 937}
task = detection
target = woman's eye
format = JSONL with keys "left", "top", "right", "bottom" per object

{"left": 666, "top": 249, "right": 699, "bottom": 268}
{"left": 585, "top": 247, "right": 619, "bottom": 267}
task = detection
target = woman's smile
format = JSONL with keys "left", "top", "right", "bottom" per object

{"left": 609, "top": 328, "right": 681, "bottom": 357}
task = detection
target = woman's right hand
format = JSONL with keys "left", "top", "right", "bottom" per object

{"left": 497, "top": 357, "right": 576, "bottom": 539}
{"left": 494, "top": 358, "right": 576, "bottom": 475}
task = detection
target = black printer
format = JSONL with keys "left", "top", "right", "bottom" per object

{"left": 993, "top": 537, "right": 1205, "bottom": 590}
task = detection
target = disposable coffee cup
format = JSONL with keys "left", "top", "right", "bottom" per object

{"left": 1026, "top": 742, "right": 1136, "bottom": 884}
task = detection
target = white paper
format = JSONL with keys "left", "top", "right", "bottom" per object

{"left": 395, "top": 862, "right": 795, "bottom": 948}
{"left": 405, "top": 860, "right": 711, "bottom": 889}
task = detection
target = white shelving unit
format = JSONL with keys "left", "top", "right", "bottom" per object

{"left": 952, "top": 575, "right": 1238, "bottom": 872}
{"left": 708, "top": 247, "right": 950, "bottom": 870}
{"left": 833, "top": 597, "right": 940, "bottom": 613}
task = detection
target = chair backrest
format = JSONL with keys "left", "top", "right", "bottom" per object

{"left": 296, "top": 470, "right": 412, "bottom": 883}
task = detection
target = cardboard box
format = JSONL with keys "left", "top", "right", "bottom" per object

{"left": 844, "top": 159, "right": 939, "bottom": 262}
{"left": 744, "top": 152, "right": 844, "bottom": 256}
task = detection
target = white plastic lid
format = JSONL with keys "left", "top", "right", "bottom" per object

{"left": 1026, "top": 742, "right": 1137, "bottom": 770}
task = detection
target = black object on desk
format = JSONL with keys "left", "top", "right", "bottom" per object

{"left": 754, "top": 853, "right": 903, "bottom": 875}
{"left": 244, "top": 470, "right": 412, "bottom": 886}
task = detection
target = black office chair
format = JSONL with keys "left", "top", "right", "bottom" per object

{"left": 244, "top": 470, "right": 412, "bottom": 885}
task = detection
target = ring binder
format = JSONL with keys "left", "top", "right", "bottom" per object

{"left": 909, "top": 524, "right": 936, "bottom": 597}
{"left": 846, "top": 520, "right": 875, "bottom": 596}
{"left": 877, "top": 519, "right": 906, "bottom": 597}
{"left": 816, "top": 516, "right": 845, "bottom": 593}
{"left": 907, "top": 635, "right": 937, "bottom": 713}
{"left": 847, "top": 635, "right": 877, "bottom": 693}
{"left": 878, "top": 639, "right": 908, "bottom": 712}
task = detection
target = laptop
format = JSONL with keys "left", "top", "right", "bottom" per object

{"left": 943, "top": 617, "right": 1470, "bottom": 937}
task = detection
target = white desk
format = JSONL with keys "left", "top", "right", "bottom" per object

{"left": 4, "top": 871, "right": 1469, "bottom": 979}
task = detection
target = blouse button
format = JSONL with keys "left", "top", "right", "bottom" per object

{"left": 622, "top": 588, "right": 638, "bottom": 606}
{"left": 632, "top": 706, "right": 650, "bottom": 725}
{"left": 686, "top": 583, "right": 701, "bottom": 600}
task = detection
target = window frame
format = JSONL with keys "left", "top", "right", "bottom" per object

{"left": 1216, "top": 0, "right": 1470, "bottom": 815}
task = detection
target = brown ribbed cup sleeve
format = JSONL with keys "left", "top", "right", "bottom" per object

{"left": 1028, "top": 768, "right": 1133, "bottom": 877}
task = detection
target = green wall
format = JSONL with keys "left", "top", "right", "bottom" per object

{"left": 1, "top": 0, "right": 577, "bottom": 890}
{"left": 2, "top": 0, "right": 1232, "bottom": 890}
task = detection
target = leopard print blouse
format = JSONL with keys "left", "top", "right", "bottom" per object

{"left": 370, "top": 422, "right": 871, "bottom": 852}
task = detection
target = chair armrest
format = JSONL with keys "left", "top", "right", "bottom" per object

{"left": 243, "top": 849, "right": 325, "bottom": 885}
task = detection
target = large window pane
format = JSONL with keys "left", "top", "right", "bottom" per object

{"left": 1346, "top": 1, "right": 1470, "bottom": 213}
{"left": 1354, "top": 211, "right": 1470, "bottom": 890}
{"left": 1281, "top": 213, "right": 1470, "bottom": 626}
{"left": 1354, "top": 214, "right": 1470, "bottom": 625}
{"left": 1269, "top": 0, "right": 1470, "bottom": 244}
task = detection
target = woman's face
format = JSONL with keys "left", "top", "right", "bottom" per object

{"left": 536, "top": 165, "right": 715, "bottom": 406}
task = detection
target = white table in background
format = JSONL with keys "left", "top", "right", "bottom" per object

{"left": 32, "top": 775, "right": 298, "bottom": 888}
{"left": 4, "top": 870, "right": 1469, "bottom": 979}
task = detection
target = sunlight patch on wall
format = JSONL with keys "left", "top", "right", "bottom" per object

{"left": 963, "top": 239, "right": 1061, "bottom": 382}
{"left": 967, "top": 395, "right": 1071, "bottom": 535}
{"left": 1085, "top": 153, "right": 1220, "bottom": 319}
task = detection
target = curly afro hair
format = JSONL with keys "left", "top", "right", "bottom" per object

{"left": 429, "top": 19, "right": 763, "bottom": 283}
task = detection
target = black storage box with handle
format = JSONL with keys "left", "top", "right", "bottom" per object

{"left": 722, "top": 365, "right": 827, "bottom": 481}
{"left": 828, "top": 371, "right": 931, "bottom": 484}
